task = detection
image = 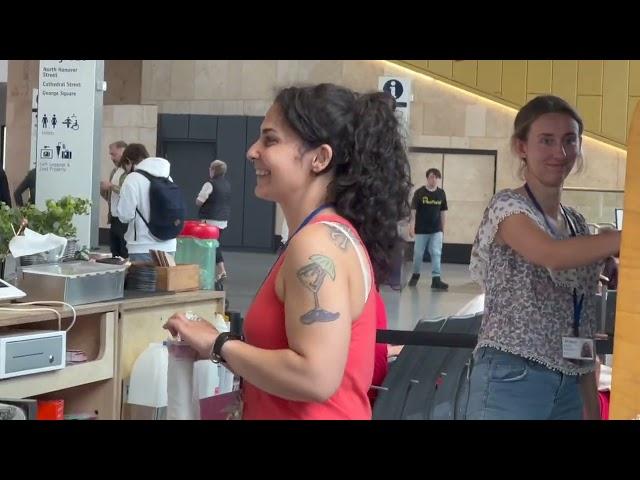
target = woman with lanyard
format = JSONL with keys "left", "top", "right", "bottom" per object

{"left": 163, "top": 83, "right": 411, "bottom": 419}
{"left": 467, "top": 95, "right": 621, "bottom": 420}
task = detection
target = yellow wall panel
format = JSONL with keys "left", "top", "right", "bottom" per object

{"left": 602, "top": 60, "right": 629, "bottom": 143}
{"left": 552, "top": 60, "right": 578, "bottom": 107}
{"left": 403, "top": 60, "right": 428, "bottom": 70}
{"left": 501, "top": 61, "right": 527, "bottom": 105}
{"left": 392, "top": 60, "right": 633, "bottom": 149}
{"left": 428, "top": 60, "right": 453, "bottom": 79}
{"left": 453, "top": 60, "right": 477, "bottom": 87}
{"left": 578, "top": 60, "right": 603, "bottom": 95}
{"left": 628, "top": 60, "right": 640, "bottom": 96}
{"left": 477, "top": 61, "right": 502, "bottom": 94}
{"left": 629, "top": 96, "right": 640, "bottom": 133}
{"left": 577, "top": 95, "right": 602, "bottom": 133}
{"left": 527, "top": 60, "right": 552, "bottom": 93}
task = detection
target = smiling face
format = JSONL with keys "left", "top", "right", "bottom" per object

{"left": 246, "top": 103, "right": 319, "bottom": 203}
{"left": 515, "top": 112, "right": 581, "bottom": 188}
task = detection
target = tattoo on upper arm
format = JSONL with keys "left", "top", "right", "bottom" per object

{"left": 325, "top": 224, "right": 360, "bottom": 251}
{"left": 296, "top": 254, "right": 340, "bottom": 324}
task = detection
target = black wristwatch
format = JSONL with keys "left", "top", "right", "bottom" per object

{"left": 210, "top": 332, "right": 243, "bottom": 364}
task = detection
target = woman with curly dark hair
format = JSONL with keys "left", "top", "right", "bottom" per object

{"left": 164, "top": 83, "right": 412, "bottom": 419}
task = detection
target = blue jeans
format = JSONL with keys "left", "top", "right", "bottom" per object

{"left": 466, "top": 347, "right": 583, "bottom": 420}
{"left": 412, "top": 232, "right": 443, "bottom": 276}
{"left": 129, "top": 252, "right": 175, "bottom": 263}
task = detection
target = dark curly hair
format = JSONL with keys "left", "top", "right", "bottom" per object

{"left": 274, "top": 83, "right": 412, "bottom": 283}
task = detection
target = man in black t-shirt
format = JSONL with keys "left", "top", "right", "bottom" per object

{"left": 408, "top": 168, "right": 448, "bottom": 290}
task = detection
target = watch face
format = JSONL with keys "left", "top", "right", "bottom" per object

{"left": 212, "top": 332, "right": 230, "bottom": 362}
{"left": 211, "top": 333, "right": 243, "bottom": 364}
{"left": 210, "top": 345, "right": 221, "bottom": 363}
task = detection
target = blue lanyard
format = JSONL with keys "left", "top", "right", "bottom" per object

{"left": 523, "top": 183, "right": 576, "bottom": 237}
{"left": 572, "top": 290, "right": 584, "bottom": 337}
{"left": 256, "top": 203, "right": 333, "bottom": 296}
{"left": 284, "top": 203, "right": 334, "bottom": 250}
{"left": 524, "top": 184, "right": 584, "bottom": 337}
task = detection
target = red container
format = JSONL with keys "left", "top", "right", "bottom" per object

{"left": 180, "top": 220, "right": 219, "bottom": 240}
{"left": 192, "top": 223, "right": 219, "bottom": 240}
{"left": 179, "top": 220, "right": 199, "bottom": 237}
{"left": 37, "top": 399, "right": 64, "bottom": 420}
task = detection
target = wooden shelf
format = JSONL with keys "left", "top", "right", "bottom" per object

{"left": 0, "top": 312, "right": 116, "bottom": 398}
{"left": 0, "top": 290, "right": 224, "bottom": 325}
{"left": 0, "top": 301, "right": 120, "bottom": 328}
{"left": 119, "top": 289, "right": 224, "bottom": 311}
{"left": 0, "top": 289, "right": 225, "bottom": 419}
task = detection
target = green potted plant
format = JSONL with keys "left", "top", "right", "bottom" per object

{"left": 18, "top": 196, "right": 91, "bottom": 263}
{"left": 0, "top": 203, "right": 25, "bottom": 258}
{"left": 0, "top": 202, "right": 27, "bottom": 279}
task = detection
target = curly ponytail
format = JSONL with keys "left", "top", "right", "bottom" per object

{"left": 275, "top": 84, "right": 412, "bottom": 283}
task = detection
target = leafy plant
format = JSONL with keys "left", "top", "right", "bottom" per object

{"left": 0, "top": 203, "right": 25, "bottom": 258}
{"left": 0, "top": 196, "right": 91, "bottom": 258}
{"left": 21, "top": 196, "right": 91, "bottom": 238}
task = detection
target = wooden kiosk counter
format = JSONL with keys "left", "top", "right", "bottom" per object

{"left": 0, "top": 290, "right": 225, "bottom": 420}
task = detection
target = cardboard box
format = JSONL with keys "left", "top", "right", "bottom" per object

{"left": 155, "top": 265, "right": 200, "bottom": 292}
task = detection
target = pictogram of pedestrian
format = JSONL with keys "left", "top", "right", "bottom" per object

{"left": 51, "top": 114, "right": 57, "bottom": 128}
{"left": 42, "top": 114, "right": 48, "bottom": 129}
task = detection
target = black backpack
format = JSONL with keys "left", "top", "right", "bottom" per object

{"left": 134, "top": 169, "right": 186, "bottom": 241}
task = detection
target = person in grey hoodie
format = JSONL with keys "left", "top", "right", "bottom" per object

{"left": 116, "top": 143, "right": 177, "bottom": 261}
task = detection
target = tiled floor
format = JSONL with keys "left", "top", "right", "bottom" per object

{"left": 221, "top": 251, "right": 482, "bottom": 331}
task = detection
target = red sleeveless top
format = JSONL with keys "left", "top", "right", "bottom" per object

{"left": 242, "top": 214, "right": 376, "bottom": 420}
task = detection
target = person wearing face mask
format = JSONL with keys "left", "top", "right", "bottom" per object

{"left": 466, "top": 95, "right": 621, "bottom": 420}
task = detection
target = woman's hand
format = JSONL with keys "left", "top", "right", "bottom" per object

{"left": 163, "top": 313, "right": 220, "bottom": 360}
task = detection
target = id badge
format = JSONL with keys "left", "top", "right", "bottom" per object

{"left": 562, "top": 337, "right": 595, "bottom": 361}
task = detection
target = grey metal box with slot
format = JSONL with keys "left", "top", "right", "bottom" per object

{"left": 19, "top": 262, "right": 126, "bottom": 306}
{"left": 0, "top": 330, "right": 66, "bottom": 379}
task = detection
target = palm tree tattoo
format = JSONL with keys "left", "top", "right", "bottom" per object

{"left": 296, "top": 254, "right": 340, "bottom": 324}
